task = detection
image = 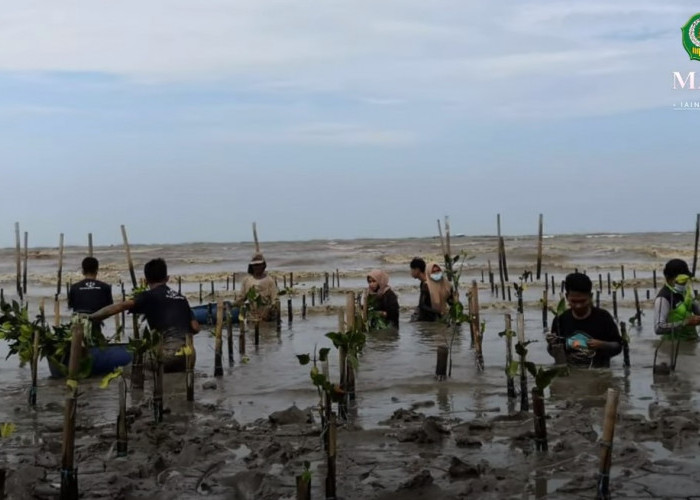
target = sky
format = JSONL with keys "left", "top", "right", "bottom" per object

{"left": 1, "top": 1, "right": 699, "bottom": 247}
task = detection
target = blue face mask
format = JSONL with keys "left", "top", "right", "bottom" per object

{"left": 430, "top": 272, "right": 443, "bottom": 282}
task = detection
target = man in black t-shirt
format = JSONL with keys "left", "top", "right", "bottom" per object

{"left": 68, "top": 257, "right": 114, "bottom": 314}
{"left": 90, "top": 258, "right": 200, "bottom": 372}
{"left": 68, "top": 257, "right": 114, "bottom": 338}
{"left": 547, "top": 273, "right": 622, "bottom": 368}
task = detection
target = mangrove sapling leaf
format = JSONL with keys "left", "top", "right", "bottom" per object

{"left": 318, "top": 348, "right": 331, "bottom": 362}
{"left": 100, "top": 367, "right": 125, "bottom": 389}
{"left": 514, "top": 340, "right": 536, "bottom": 358}
{"left": 0, "top": 422, "right": 16, "bottom": 438}
{"left": 498, "top": 329, "right": 516, "bottom": 339}
{"left": 534, "top": 367, "right": 566, "bottom": 392}
{"left": 301, "top": 460, "right": 312, "bottom": 483}
{"left": 297, "top": 354, "right": 311, "bottom": 365}
{"left": 548, "top": 298, "right": 567, "bottom": 318}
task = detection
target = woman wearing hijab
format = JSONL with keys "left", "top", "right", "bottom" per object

{"left": 422, "top": 261, "right": 454, "bottom": 320}
{"left": 366, "top": 269, "right": 400, "bottom": 329}
{"left": 236, "top": 252, "right": 279, "bottom": 321}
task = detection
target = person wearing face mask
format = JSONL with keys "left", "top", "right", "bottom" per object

{"left": 547, "top": 272, "right": 622, "bottom": 368}
{"left": 366, "top": 269, "right": 399, "bottom": 329}
{"left": 653, "top": 259, "right": 700, "bottom": 340}
{"left": 421, "top": 261, "right": 454, "bottom": 320}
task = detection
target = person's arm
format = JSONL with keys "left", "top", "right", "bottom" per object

{"left": 386, "top": 291, "right": 400, "bottom": 327}
{"left": 67, "top": 287, "right": 74, "bottom": 310}
{"left": 190, "top": 319, "right": 201, "bottom": 334}
{"left": 588, "top": 312, "right": 622, "bottom": 355}
{"left": 653, "top": 296, "right": 697, "bottom": 335}
{"left": 89, "top": 299, "right": 135, "bottom": 322}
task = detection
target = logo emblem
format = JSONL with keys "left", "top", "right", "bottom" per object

{"left": 682, "top": 13, "right": 700, "bottom": 61}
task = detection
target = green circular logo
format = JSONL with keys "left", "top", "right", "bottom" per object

{"left": 682, "top": 13, "right": 700, "bottom": 61}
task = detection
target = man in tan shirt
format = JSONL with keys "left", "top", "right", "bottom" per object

{"left": 237, "top": 253, "right": 279, "bottom": 321}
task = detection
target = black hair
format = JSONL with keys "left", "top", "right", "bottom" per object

{"left": 81, "top": 256, "right": 99, "bottom": 275}
{"left": 410, "top": 257, "right": 426, "bottom": 273}
{"left": 144, "top": 258, "right": 168, "bottom": 284}
{"left": 663, "top": 259, "right": 691, "bottom": 280}
{"left": 564, "top": 272, "right": 592, "bottom": 294}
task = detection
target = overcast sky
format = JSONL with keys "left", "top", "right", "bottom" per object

{"left": 1, "top": 1, "right": 698, "bottom": 247}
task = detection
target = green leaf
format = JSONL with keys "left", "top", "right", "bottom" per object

{"left": 523, "top": 361, "right": 538, "bottom": 379}
{"left": 325, "top": 332, "right": 346, "bottom": 348}
{"left": 296, "top": 354, "right": 311, "bottom": 365}
{"left": 99, "top": 367, "right": 124, "bottom": 389}
{"left": 318, "top": 348, "right": 330, "bottom": 362}
{"left": 535, "top": 367, "right": 565, "bottom": 391}
{"left": 0, "top": 422, "right": 16, "bottom": 438}
{"left": 506, "top": 360, "right": 520, "bottom": 378}
{"left": 66, "top": 379, "right": 78, "bottom": 391}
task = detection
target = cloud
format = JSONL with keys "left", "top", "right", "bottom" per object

{"left": 0, "top": 0, "right": 693, "bottom": 122}
{"left": 211, "top": 122, "right": 416, "bottom": 146}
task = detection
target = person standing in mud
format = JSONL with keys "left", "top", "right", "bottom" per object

{"left": 547, "top": 272, "right": 622, "bottom": 368}
{"left": 410, "top": 258, "right": 453, "bottom": 322}
{"left": 89, "top": 258, "right": 200, "bottom": 372}
{"left": 654, "top": 259, "right": 700, "bottom": 341}
{"left": 409, "top": 257, "right": 432, "bottom": 321}
{"left": 236, "top": 253, "right": 279, "bottom": 321}
{"left": 68, "top": 256, "right": 114, "bottom": 340}
{"left": 366, "top": 269, "right": 399, "bottom": 329}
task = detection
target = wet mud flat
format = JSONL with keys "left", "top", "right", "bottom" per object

{"left": 3, "top": 367, "right": 700, "bottom": 500}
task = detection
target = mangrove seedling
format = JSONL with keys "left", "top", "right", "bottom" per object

{"left": 508, "top": 342, "right": 566, "bottom": 451}
{"left": 100, "top": 368, "right": 128, "bottom": 456}
{"left": 296, "top": 460, "right": 312, "bottom": 500}
{"left": 127, "top": 325, "right": 165, "bottom": 423}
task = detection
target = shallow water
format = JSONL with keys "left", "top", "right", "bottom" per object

{"left": 2, "top": 232, "right": 700, "bottom": 498}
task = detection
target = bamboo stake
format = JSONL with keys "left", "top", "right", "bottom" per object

{"left": 185, "top": 333, "right": 194, "bottom": 401}
{"left": 532, "top": 388, "right": 548, "bottom": 451}
{"left": 362, "top": 290, "right": 369, "bottom": 323}
{"left": 612, "top": 291, "right": 618, "bottom": 321}
{"left": 536, "top": 214, "right": 543, "bottom": 280}
{"left": 633, "top": 288, "right": 641, "bottom": 325}
{"left": 131, "top": 313, "right": 144, "bottom": 389}
{"left": 345, "top": 293, "right": 356, "bottom": 402}
{"left": 597, "top": 388, "right": 620, "bottom": 500}
{"left": 302, "top": 294, "right": 307, "bottom": 319}
{"left": 620, "top": 321, "right": 630, "bottom": 368}
{"left": 88, "top": 233, "right": 93, "bottom": 257}
{"left": 120, "top": 226, "right": 137, "bottom": 290}
{"left": 517, "top": 312, "right": 529, "bottom": 412}
{"left": 54, "top": 298, "right": 61, "bottom": 327}
{"left": 22, "top": 231, "right": 28, "bottom": 296}
{"left": 445, "top": 215, "right": 452, "bottom": 262}
{"left": 296, "top": 474, "right": 311, "bottom": 500}
{"left": 325, "top": 413, "right": 337, "bottom": 499}
{"left": 30, "top": 300, "right": 44, "bottom": 406}
{"left": 254, "top": 320, "right": 260, "bottom": 346}
{"left": 226, "top": 302, "right": 234, "bottom": 365}
{"left": 504, "top": 314, "right": 516, "bottom": 399}
{"left": 471, "top": 281, "right": 483, "bottom": 370}
{"left": 239, "top": 315, "right": 246, "bottom": 355}
{"left": 60, "top": 321, "right": 84, "bottom": 500}
{"left": 214, "top": 299, "right": 224, "bottom": 377}
{"left": 154, "top": 339, "right": 164, "bottom": 423}
{"left": 252, "top": 222, "right": 260, "bottom": 254}
{"left": 437, "top": 219, "right": 447, "bottom": 258}
{"left": 275, "top": 298, "right": 282, "bottom": 333}
{"left": 541, "top": 290, "right": 548, "bottom": 330}
{"left": 694, "top": 213, "right": 700, "bottom": 277}
{"left": 14, "top": 222, "right": 22, "bottom": 302}
{"left": 117, "top": 377, "right": 127, "bottom": 456}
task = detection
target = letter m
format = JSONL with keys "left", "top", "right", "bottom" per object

{"left": 673, "top": 72, "right": 696, "bottom": 89}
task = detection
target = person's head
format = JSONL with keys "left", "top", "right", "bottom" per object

{"left": 81, "top": 257, "right": 99, "bottom": 276}
{"left": 410, "top": 257, "right": 426, "bottom": 279}
{"left": 663, "top": 259, "right": 691, "bottom": 283}
{"left": 564, "top": 272, "right": 593, "bottom": 317}
{"left": 249, "top": 253, "right": 266, "bottom": 277}
{"left": 663, "top": 259, "right": 692, "bottom": 293}
{"left": 144, "top": 258, "right": 168, "bottom": 286}
{"left": 428, "top": 263, "right": 444, "bottom": 282}
{"left": 367, "top": 269, "right": 389, "bottom": 294}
